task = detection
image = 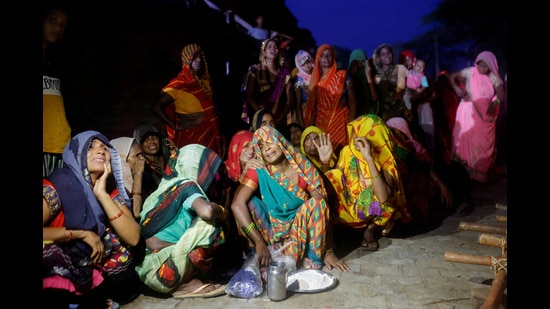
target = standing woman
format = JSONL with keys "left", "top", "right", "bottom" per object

{"left": 304, "top": 44, "right": 357, "bottom": 155}
{"left": 292, "top": 49, "right": 314, "bottom": 127}
{"left": 371, "top": 44, "right": 408, "bottom": 122}
{"left": 43, "top": 131, "right": 142, "bottom": 308}
{"left": 244, "top": 38, "right": 294, "bottom": 129}
{"left": 448, "top": 51, "right": 505, "bottom": 183}
{"left": 152, "top": 43, "right": 225, "bottom": 158}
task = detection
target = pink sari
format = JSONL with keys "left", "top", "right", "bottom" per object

{"left": 452, "top": 51, "right": 503, "bottom": 182}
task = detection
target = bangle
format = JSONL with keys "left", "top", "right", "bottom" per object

{"left": 369, "top": 173, "right": 381, "bottom": 180}
{"left": 494, "top": 99, "right": 500, "bottom": 105}
{"left": 108, "top": 210, "right": 124, "bottom": 222}
{"left": 243, "top": 222, "right": 256, "bottom": 236}
{"left": 65, "top": 229, "right": 73, "bottom": 241}
{"left": 132, "top": 192, "right": 141, "bottom": 196}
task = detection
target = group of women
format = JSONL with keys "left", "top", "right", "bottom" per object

{"left": 42, "top": 35, "right": 505, "bottom": 307}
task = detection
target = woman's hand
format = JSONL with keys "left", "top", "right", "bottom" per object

{"left": 80, "top": 230, "right": 105, "bottom": 264}
{"left": 323, "top": 251, "right": 350, "bottom": 272}
{"left": 353, "top": 136, "right": 373, "bottom": 160}
{"left": 313, "top": 132, "right": 334, "bottom": 166}
{"left": 93, "top": 161, "right": 112, "bottom": 197}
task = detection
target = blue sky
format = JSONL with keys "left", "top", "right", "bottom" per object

{"left": 286, "top": 0, "right": 441, "bottom": 56}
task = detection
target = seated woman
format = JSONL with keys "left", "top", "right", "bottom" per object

{"left": 385, "top": 117, "right": 453, "bottom": 224}
{"left": 326, "top": 115, "right": 411, "bottom": 251}
{"left": 43, "top": 130, "right": 142, "bottom": 309}
{"left": 300, "top": 125, "right": 338, "bottom": 173}
{"left": 136, "top": 144, "right": 230, "bottom": 298}
{"left": 231, "top": 126, "right": 349, "bottom": 272}
{"left": 110, "top": 136, "right": 147, "bottom": 219}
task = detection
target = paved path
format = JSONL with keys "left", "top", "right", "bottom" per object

{"left": 121, "top": 165, "right": 508, "bottom": 309}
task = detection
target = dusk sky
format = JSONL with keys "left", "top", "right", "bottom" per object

{"left": 286, "top": 0, "right": 441, "bottom": 56}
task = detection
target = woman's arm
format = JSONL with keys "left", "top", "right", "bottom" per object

{"left": 152, "top": 92, "right": 177, "bottom": 130}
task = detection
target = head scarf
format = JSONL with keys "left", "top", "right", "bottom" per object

{"left": 225, "top": 130, "right": 254, "bottom": 182}
{"left": 252, "top": 126, "right": 325, "bottom": 197}
{"left": 251, "top": 108, "right": 273, "bottom": 131}
{"left": 346, "top": 115, "right": 400, "bottom": 185}
{"left": 470, "top": 51, "right": 502, "bottom": 102}
{"left": 162, "top": 43, "right": 212, "bottom": 97}
{"left": 347, "top": 49, "right": 367, "bottom": 69}
{"left": 294, "top": 49, "right": 312, "bottom": 86}
{"left": 385, "top": 117, "right": 428, "bottom": 157}
{"left": 260, "top": 38, "right": 284, "bottom": 67}
{"left": 140, "top": 144, "right": 222, "bottom": 236}
{"left": 398, "top": 50, "right": 416, "bottom": 66}
{"left": 59, "top": 130, "right": 130, "bottom": 235}
{"left": 475, "top": 51, "right": 499, "bottom": 77}
{"left": 110, "top": 137, "right": 138, "bottom": 194}
{"left": 299, "top": 125, "right": 337, "bottom": 169}
{"left": 132, "top": 124, "right": 164, "bottom": 145}
{"left": 372, "top": 43, "right": 394, "bottom": 72}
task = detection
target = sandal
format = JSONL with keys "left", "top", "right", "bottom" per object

{"left": 361, "top": 224, "right": 379, "bottom": 251}
{"left": 172, "top": 279, "right": 227, "bottom": 299}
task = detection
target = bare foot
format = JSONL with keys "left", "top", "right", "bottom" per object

{"left": 302, "top": 257, "right": 322, "bottom": 270}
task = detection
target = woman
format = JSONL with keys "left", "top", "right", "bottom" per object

{"left": 326, "top": 115, "right": 410, "bottom": 251}
{"left": 110, "top": 136, "right": 147, "bottom": 219}
{"left": 231, "top": 126, "right": 349, "bottom": 272}
{"left": 371, "top": 44, "right": 408, "bottom": 121}
{"left": 152, "top": 43, "right": 224, "bottom": 157}
{"left": 300, "top": 125, "right": 337, "bottom": 173}
{"left": 136, "top": 144, "right": 229, "bottom": 298}
{"left": 448, "top": 51, "right": 505, "bottom": 183}
{"left": 132, "top": 124, "right": 177, "bottom": 198}
{"left": 304, "top": 44, "right": 357, "bottom": 154}
{"left": 347, "top": 49, "right": 379, "bottom": 116}
{"left": 244, "top": 38, "right": 294, "bottom": 129}
{"left": 225, "top": 130, "right": 263, "bottom": 184}
{"left": 386, "top": 117, "right": 453, "bottom": 224}
{"left": 250, "top": 108, "right": 276, "bottom": 132}
{"left": 293, "top": 49, "right": 314, "bottom": 127}
{"left": 43, "top": 131, "right": 142, "bottom": 308}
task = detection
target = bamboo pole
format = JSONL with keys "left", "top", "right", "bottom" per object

{"left": 478, "top": 234, "right": 506, "bottom": 249}
{"left": 443, "top": 252, "right": 494, "bottom": 266}
{"left": 459, "top": 222, "right": 507, "bottom": 235}
{"left": 480, "top": 268, "right": 507, "bottom": 309}
{"left": 495, "top": 215, "right": 507, "bottom": 223}
{"left": 495, "top": 203, "right": 507, "bottom": 211}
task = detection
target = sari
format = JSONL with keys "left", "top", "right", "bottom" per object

{"left": 347, "top": 49, "right": 379, "bottom": 115}
{"left": 326, "top": 115, "right": 410, "bottom": 231}
{"left": 452, "top": 51, "right": 503, "bottom": 183}
{"left": 136, "top": 144, "right": 225, "bottom": 294}
{"left": 242, "top": 126, "right": 329, "bottom": 268}
{"left": 304, "top": 44, "right": 349, "bottom": 153}
{"left": 225, "top": 130, "right": 254, "bottom": 182}
{"left": 43, "top": 131, "right": 135, "bottom": 295}
{"left": 161, "top": 44, "right": 222, "bottom": 154}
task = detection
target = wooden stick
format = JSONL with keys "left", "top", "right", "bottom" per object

{"left": 478, "top": 234, "right": 506, "bottom": 248}
{"left": 443, "top": 252, "right": 494, "bottom": 266}
{"left": 459, "top": 222, "right": 507, "bottom": 235}
{"left": 495, "top": 203, "right": 507, "bottom": 211}
{"left": 495, "top": 215, "right": 507, "bottom": 223}
{"left": 480, "top": 269, "right": 507, "bottom": 309}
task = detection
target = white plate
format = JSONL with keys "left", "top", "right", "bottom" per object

{"left": 286, "top": 269, "right": 338, "bottom": 293}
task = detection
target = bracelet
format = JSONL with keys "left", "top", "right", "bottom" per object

{"left": 108, "top": 210, "right": 124, "bottom": 222}
{"left": 65, "top": 229, "right": 73, "bottom": 241}
{"left": 369, "top": 173, "right": 382, "bottom": 180}
{"left": 243, "top": 222, "right": 256, "bottom": 236}
{"left": 494, "top": 99, "right": 500, "bottom": 105}
{"left": 132, "top": 192, "right": 141, "bottom": 196}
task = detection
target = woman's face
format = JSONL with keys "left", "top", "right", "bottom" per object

{"left": 239, "top": 141, "right": 255, "bottom": 168}
{"left": 264, "top": 40, "right": 280, "bottom": 59}
{"left": 259, "top": 141, "right": 284, "bottom": 165}
{"left": 141, "top": 135, "right": 160, "bottom": 155}
{"left": 87, "top": 138, "right": 110, "bottom": 175}
{"left": 289, "top": 126, "right": 303, "bottom": 147}
{"left": 379, "top": 47, "right": 393, "bottom": 66}
{"left": 190, "top": 53, "right": 203, "bottom": 73}
{"left": 476, "top": 60, "right": 491, "bottom": 75}
{"left": 261, "top": 113, "right": 275, "bottom": 128}
{"left": 320, "top": 48, "right": 334, "bottom": 68}
{"left": 299, "top": 55, "right": 314, "bottom": 74}
{"left": 303, "top": 132, "right": 319, "bottom": 156}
